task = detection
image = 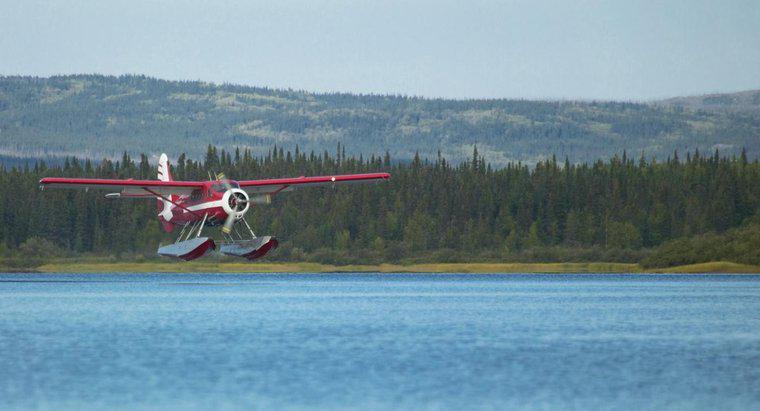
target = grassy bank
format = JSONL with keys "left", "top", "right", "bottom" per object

{"left": 6, "top": 260, "right": 757, "bottom": 274}
{"left": 647, "top": 261, "right": 760, "bottom": 274}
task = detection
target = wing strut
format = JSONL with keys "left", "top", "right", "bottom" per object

{"left": 142, "top": 187, "right": 203, "bottom": 218}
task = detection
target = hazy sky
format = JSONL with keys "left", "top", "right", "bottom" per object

{"left": 1, "top": 0, "right": 759, "bottom": 100}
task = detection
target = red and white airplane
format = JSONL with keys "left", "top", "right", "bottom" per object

{"left": 40, "top": 154, "right": 390, "bottom": 261}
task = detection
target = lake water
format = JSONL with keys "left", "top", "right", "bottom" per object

{"left": 1, "top": 273, "right": 759, "bottom": 410}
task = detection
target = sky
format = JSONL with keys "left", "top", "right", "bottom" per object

{"left": 1, "top": 0, "right": 759, "bottom": 100}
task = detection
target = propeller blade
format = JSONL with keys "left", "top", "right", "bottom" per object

{"left": 222, "top": 212, "right": 236, "bottom": 234}
{"left": 217, "top": 172, "right": 232, "bottom": 190}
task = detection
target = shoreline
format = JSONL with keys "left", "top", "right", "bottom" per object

{"left": 1, "top": 261, "right": 758, "bottom": 274}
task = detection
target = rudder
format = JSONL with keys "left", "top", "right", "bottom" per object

{"left": 158, "top": 153, "right": 173, "bottom": 182}
{"left": 157, "top": 153, "right": 175, "bottom": 232}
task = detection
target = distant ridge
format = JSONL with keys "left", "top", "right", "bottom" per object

{"left": 1, "top": 74, "right": 759, "bottom": 166}
{"left": 656, "top": 89, "right": 760, "bottom": 113}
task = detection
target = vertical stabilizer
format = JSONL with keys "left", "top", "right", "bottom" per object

{"left": 158, "top": 153, "right": 173, "bottom": 182}
{"left": 157, "top": 153, "right": 175, "bottom": 232}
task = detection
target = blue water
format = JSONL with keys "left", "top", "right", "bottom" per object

{"left": 1, "top": 273, "right": 759, "bottom": 410}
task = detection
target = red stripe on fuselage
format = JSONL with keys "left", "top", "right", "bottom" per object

{"left": 163, "top": 182, "right": 233, "bottom": 226}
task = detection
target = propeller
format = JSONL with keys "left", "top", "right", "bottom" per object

{"left": 215, "top": 172, "right": 251, "bottom": 234}
{"left": 222, "top": 190, "right": 248, "bottom": 234}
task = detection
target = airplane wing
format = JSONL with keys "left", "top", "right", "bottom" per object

{"left": 38, "top": 178, "right": 205, "bottom": 197}
{"left": 238, "top": 172, "right": 390, "bottom": 199}
{"left": 39, "top": 172, "right": 391, "bottom": 200}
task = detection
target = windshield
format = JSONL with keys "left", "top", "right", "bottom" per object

{"left": 210, "top": 181, "right": 239, "bottom": 192}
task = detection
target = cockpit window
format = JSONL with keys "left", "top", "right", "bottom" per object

{"left": 211, "top": 181, "right": 239, "bottom": 192}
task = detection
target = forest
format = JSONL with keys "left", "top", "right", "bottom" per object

{"left": 2, "top": 75, "right": 760, "bottom": 167}
{"left": 1, "top": 145, "right": 759, "bottom": 268}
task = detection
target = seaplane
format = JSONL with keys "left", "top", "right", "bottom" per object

{"left": 39, "top": 154, "right": 390, "bottom": 261}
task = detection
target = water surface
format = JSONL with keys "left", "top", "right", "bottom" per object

{"left": 1, "top": 273, "right": 759, "bottom": 410}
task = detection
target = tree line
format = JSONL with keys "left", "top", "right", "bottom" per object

{"left": 1, "top": 145, "right": 759, "bottom": 266}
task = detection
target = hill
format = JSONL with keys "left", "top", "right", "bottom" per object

{"left": 657, "top": 89, "right": 760, "bottom": 113}
{"left": 1, "top": 74, "right": 759, "bottom": 165}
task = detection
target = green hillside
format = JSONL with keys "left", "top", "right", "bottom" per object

{"left": 1, "top": 75, "right": 759, "bottom": 165}
{"left": 657, "top": 89, "right": 760, "bottom": 113}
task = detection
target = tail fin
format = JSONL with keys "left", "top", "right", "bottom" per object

{"left": 158, "top": 153, "right": 173, "bottom": 182}
{"left": 157, "top": 153, "right": 175, "bottom": 232}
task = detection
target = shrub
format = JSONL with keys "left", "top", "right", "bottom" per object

{"left": 18, "top": 237, "right": 67, "bottom": 259}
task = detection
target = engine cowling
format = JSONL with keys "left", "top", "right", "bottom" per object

{"left": 221, "top": 188, "right": 250, "bottom": 233}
